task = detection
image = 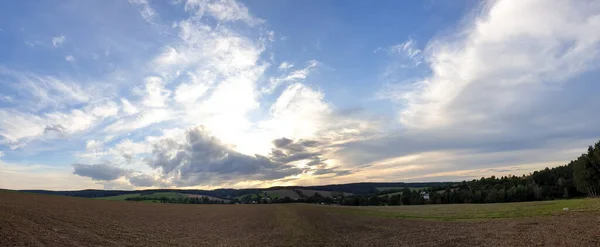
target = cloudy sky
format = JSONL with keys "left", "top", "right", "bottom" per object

{"left": 1, "top": 0, "right": 600, "bottom": 190}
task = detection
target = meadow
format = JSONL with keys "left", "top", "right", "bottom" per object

{"left": 325, "top": 198, "right": 600, "bottom": 220}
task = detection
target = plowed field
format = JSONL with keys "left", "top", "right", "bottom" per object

{"left": 2, "top": 191, "right": 600, "bottom": 246}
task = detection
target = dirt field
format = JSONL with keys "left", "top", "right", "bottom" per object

{"left": 1, "top": 191, "right": 600, "bottom": 246}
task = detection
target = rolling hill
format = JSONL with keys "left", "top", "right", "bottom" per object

{"left": 18, "top": 182, "right": 453, "bottom": 201}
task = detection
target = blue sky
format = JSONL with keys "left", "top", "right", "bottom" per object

{"left": 1, "top": 0, "right": 600, "bottom": 190}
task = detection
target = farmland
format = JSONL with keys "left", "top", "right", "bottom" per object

{"left": 2, "top": 191, "right": 600, "bottom": 246}
{"left": 95, "top": 193, "right": 143, "bottom": 200}
{"left": 261, "top": 189, "right": 301, "bottom": 199}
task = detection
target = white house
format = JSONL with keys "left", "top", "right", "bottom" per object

{"left": 421, "top": 191, "right": 430, "bottom": 200}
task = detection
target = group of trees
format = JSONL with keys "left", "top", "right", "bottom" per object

{"left": 125, "top": 196, "right": 227, "bottom": 204}
{"left": 340, "top": 188, "right": 425, "bottom": 206}
{"left": 573, "top": 141, "right": 600, "bottom": 196}
{"left": 230, "top": 190, "right": 339, "bottom": 204}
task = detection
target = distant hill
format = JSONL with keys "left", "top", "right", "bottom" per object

{"left": 97, "top": 192, "right": 187, "bottom": 201}
{"left": 17, "top": 182, "right": 454, "bottom": 200}
{"left": 94, "top": 192, "right": 232, "bottom": 203}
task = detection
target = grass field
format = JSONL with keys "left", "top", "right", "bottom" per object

{"left": 378, "top": 191, "right": 402, "bottom": 197}
{"left": 95, "top": 193, "right": 142, "bottom": 200}
{"left": 327, "top": 198, "right": 600, "bottom": 220}
{"left": 3, "top": 191, "right": 600, "bottom": 246}
{"left": 262, "top": 189, "right": 300, "bottom": 199}
{"left": 377, "top": 187, "right": 428, "bottom": 197}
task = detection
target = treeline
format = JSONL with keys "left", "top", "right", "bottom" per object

{"left": 573, "top": 141, "right": 600, "bottom": 196}
{"left": 230, "top": 190, "right": 340, "bottom": 204}
{"left": 125, "top": 196, "right": 227, "bottom": 204}
{"left": 304, "top": 170, "right": 579, "bottom": 206}
{"left": 318, "top": 140, "right": 600, "bottom": 206}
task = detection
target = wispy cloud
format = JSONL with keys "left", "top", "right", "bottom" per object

{"left": 0, "top": 71, "right": 119, "bottom": 148}
{"left": 184, "top": 0, "right": 264, "bottom": 26}
{"left": 278, "top": 61, "right": 294, "bottom": 70}
{"left": 135, "top": 76, "right": 171, "bottom": 108}
{"left": 24, "top": 40, "right": 44, "bottom": 47}
{"left": 128, "top": 0, "right": 157, "bottom": 25}
{"left": 52, "top": 36, "right": 66, "bottom": 47}
{"left": 262, "top": 60, "right": 318, "bottom": 94}
{"left": 0, "top": 68, "right": 93, "bottom": 110}
{"left": 0, "top": 94, "right": 13, "bottom": 103}
{"left": 65, "top": 55, "right": 75, "bottom": 62}
{"left": 388, "top": 39, "right": 422, "bottom": 65}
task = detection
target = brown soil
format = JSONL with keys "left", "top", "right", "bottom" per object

{"left": 1, "top": 191, "right": 600, "bottom": 247}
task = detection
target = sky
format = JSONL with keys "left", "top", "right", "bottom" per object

{"left": 1, "top": 0, "right": 600, "bottom": 190}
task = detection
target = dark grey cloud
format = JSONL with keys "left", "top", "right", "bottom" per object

{"left": 72, "top": 163, "right": 129, "bottom": 181}
{"left": 311, "top": 167, "right": 352, "bottom": 176}
{"left": 128, "top": 174, "right": 156, "bottom": 187}
{"left": 299, "top": 140, "right": 319, "bottom": 147}
{"left": 147, "top": 128, "right": 305, "bottom": 186}
{"left": 306, "top": 157, "right": 327, "bottom": 167}
{"left": 272, "top": 137, "right": 293, "bottom": 148}
{"left": 139, "top": 129, "right": 352, "bottom": 187}
{"left": 269, "top": 137, "right": 322, "bottom": 164}
{"left": 273, "top": 152, "right": 320, "bottom": 164}
{"left": 272, "top": 137, "right": 321, "bottom": 153}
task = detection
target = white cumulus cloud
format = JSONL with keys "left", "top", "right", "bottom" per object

{"left": 388, "top": 0, "right": 600, "bottom": 130}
